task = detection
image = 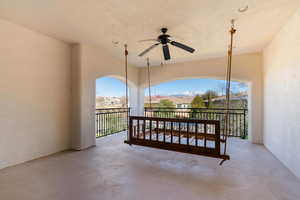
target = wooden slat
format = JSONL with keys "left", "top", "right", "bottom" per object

{"left": 170, "top": 122, "right": 173, "bottom": 144}
{"left": 143, "top": 119, "right": 146, "bottom": 140}
{"left": 156, "top": 120, "right": 159, "bottom": 141}
{"left": 149, "top": 120, "right": 152, "bottom": 141}
{"left": 204, "top": 123, "right": 207, "bottom": 148}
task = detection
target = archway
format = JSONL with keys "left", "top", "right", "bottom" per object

{"left": 95, "top": 75, "right": 141, "bottom": 138}
{"left": 143, "top": 78, "right": 249, "bottom": 139}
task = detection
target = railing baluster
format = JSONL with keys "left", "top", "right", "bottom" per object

{"left": 143, "top": 119, "right": 146, "bottom": 140}
{"left": 171, "top": 122, "right": 173, "bottom": 144}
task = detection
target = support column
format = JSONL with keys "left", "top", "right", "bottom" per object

{"left": 129, "top": 86, "right": 144, "bottom": 116}
{"left": 71, "top": 44, "right": 96, "bottom": 150}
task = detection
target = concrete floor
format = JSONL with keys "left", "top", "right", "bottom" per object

{"left": 0, "top": 132, "right": 300, "bottom": 200}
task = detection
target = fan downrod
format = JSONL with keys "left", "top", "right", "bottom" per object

{"left": 161, "top": 28, "right": 168, "bottom": 34}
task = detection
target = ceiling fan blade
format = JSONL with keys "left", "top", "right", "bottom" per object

{"left": 162, "top": 44, "right": 171, "bottom": 60}
{"left": 170, "top": 41, "right": 195, "bottom": 53}
{"left": 138, "top": 43, "right": 160, "bottom": 57}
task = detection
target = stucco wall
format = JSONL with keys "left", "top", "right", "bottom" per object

{"left": 0, "top": 19, "right": 71, "bottom": 169}
{"left": 71, "top": 44, "right": 140, "bottom": 150}
{"left": 139, "top": 53, "right": 264, "bottom": 144}
{"left": 263, "top": 8, "right": 300, "bottom": 179}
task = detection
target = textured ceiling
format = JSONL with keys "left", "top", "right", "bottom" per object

{"left": 0, "top": 0, "right": 299, "bottom": 67}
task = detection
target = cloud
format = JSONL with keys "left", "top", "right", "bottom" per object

{"left": 165, "top": 90, "right": 205, "bottom": 96}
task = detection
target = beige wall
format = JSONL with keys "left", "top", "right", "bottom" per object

{"left": 139, "top": 53, "right": 264, "bottom": 144}
{"left": 263, "top": 8, "right": 300, "bottom": 179}
{"left": 71, "top": 44, "right": 140, "bottom": 150}
{"left": 0, "top": 19, "right": 71, "bottom": 169}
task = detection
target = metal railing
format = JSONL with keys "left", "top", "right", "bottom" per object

{"left": 95, "top": 108, "right": 130, "bottom": 138}
{"left": 144, "top": 107, "right": 248, "bottom": 138}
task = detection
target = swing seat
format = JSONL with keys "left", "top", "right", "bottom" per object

{"left": 124, "top": 116, "right": 230, "bottom": 161}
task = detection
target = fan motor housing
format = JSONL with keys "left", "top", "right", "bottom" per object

{"left": 158, "top": 34, "right": 170, "bottom": 44}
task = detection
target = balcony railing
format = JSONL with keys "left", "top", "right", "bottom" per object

{"left": 95, "top": 108, "right": 130, "bottom": 138}
{"left": 95, "top": 107, "right": 248, "bottom": 139}
{"left": 144, "top": 107, "right": 248, "bottom": 139}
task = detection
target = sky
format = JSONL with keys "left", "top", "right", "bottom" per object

{"left": 96, "top": 77, "right": 248, "bottom": 97}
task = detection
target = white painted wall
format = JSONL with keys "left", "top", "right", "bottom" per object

{"left": 0, "top": 19, "right": 71, "bottom": 169}
{"left": 263, "top": 8, "right": 300, "bottom": 179}
{"left": 71, "top": 44, "right": 140, "bottom": 150}
{"left": 139, "top": 53, "right": 264, "bottom": 144}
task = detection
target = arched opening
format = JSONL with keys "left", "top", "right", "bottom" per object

{"left": 96, "top": 76, "right": 127, "bottom": 108}
{"left": 144, "top": 78, "right": 249, "bottom": 139}
{"left": 95, "top": 76, "right": 130, "bottom": 138}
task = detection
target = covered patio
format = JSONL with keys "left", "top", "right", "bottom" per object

{"left": 1, "top": 1, "right": 300, "bottom": 199}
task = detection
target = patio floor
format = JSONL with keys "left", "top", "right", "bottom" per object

{"left": 0, "top": 132, "right": 299, "bottom": 200}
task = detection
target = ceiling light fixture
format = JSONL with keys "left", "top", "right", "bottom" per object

{"left": 112, "top": 40, "right": 119, "bottom": 46}
{"left": 238, "top": 5, "right": 248, "bottom": 13}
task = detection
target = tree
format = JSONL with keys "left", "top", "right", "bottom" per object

{"left": 201, "top": 90, "right": 218, "bottom": 108}
{"left": 191, "top": 95, "right": 205, "bottom": 108}
{"left": 158, "top": 99, "right": 175, "bottom": 108}
{"left": 156, "top": 99, "right": 175, "bottom": 118}
{"left": 190, "top": 95, "right": 205, "bottom": 119}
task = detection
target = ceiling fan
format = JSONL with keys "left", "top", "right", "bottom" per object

{"left": 138, "top": 28, "right": 195, "bottom": 60}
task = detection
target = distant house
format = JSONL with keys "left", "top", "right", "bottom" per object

{"left": 176, "top": 103, "right": 190, "bottom": 109}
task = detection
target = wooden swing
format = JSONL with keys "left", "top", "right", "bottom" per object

{"left": 124, "top": 20, "right": 237, "bottom": 165}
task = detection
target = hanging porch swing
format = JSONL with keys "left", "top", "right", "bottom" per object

{"left": 124, "top": 20, "right": 237, "bottom": 165}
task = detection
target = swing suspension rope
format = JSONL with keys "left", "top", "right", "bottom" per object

{"left": 124, "top": 44, "right": 129, "bottom": 138}
{"left": 223, "top": 19, "right": 236, "bottom": 156}
{"left": 124, "top": 44, "right": 129, "bottom": 109}
{"left": 147, "top": 58, "right": 152, "bottom": 109}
